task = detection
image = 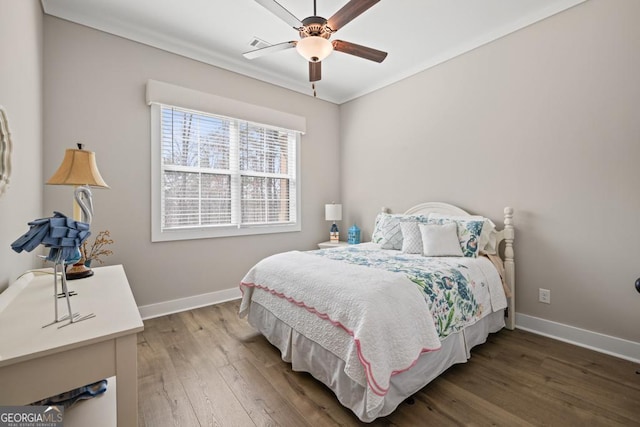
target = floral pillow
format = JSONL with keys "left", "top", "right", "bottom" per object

{"left": 427, "top": 216, "right": 484, "bottom": 257}
{"left": 372, "top": 213, "right": 428, "bottom": 250}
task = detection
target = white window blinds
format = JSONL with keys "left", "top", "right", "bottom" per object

{"left": 239, "top": 121, "right": 297, "bottom": 225}
{"left": 160, "top": 106, "right": 298, "bottom": 233}
{"left": 148, "top": 80, "right": 304, "bottom": 241}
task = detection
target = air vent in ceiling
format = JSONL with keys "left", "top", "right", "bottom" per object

{"left": 248, "top": 37, "right": 271, "bottom": 50}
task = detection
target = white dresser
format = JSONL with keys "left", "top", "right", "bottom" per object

{"left": 0, "top": 265, "right": 143, "bottom": 426}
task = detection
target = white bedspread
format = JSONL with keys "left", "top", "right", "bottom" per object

{"left": 239, "top": 251, "right": 441, "bottom": 417}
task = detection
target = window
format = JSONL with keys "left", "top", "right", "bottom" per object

{"left": 147, "top": 80, "right": 305, "bottom": 242}
{"left": 151, "top": 103, "right": 301, "bottom": 241}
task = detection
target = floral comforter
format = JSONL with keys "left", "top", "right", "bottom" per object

{"left": 311, "top": 243, "right": 507, "bottom": 338}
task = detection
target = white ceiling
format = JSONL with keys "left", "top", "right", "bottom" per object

{"left": 41, "top": 0, "right": 586, "bottom": 104}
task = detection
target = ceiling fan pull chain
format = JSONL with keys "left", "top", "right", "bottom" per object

{"left": 312, "top": 83, "right": 317, "bottom": 97}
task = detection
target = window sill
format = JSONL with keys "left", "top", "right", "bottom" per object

{"left": 151, "top": 223, "right": 301, "bottom": 242}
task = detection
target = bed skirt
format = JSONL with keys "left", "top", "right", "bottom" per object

{"left": 246, "top": 300, "right": 505, "bottom": 422}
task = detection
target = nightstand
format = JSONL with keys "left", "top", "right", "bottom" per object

{"left": 318, "top": 240, "right": 349, "bottom": 249}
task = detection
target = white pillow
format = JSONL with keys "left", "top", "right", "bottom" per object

{"left": 400, "top": 221, "right": 422, "bottom": 254}
{"left": 428, "top": 213, "right": 497, "bottom": 255}
{"left": 372, "top": 213, "right": 428, "bottom": 250}
{"left": 419, "top": 223, "right": 464, "bottom": 257}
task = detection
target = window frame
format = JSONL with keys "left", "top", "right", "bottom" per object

{"left": 151, "top": 103, "right": 301, "bottom": 242}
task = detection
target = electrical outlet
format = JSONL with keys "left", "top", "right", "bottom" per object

{"left": 539, "top": 288, "right": 551, "bottom": 304}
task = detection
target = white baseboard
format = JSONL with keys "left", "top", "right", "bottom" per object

{"left": 138, "top": 287, "right": 242, "bottom": 320}
{"left": 516, "top": 313, "right": 640, "bottom": 364}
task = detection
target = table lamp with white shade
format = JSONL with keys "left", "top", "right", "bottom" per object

{"left": 325, "top": 202, "right": 342, "bottom": 243}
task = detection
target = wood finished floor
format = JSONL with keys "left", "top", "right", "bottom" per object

{"left": 137, "top": 300, "right": 640, "bottom": 426}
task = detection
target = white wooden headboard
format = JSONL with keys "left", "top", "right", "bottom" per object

{"left": 403, "top": 201, "right": 470, "bottom": 217}
{"left": 390, "top": 202, "right": 516, "bottom": 330}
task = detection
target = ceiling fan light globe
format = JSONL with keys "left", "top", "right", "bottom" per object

{"left": 296, "top": 36, "right": 333, "bottom": 62}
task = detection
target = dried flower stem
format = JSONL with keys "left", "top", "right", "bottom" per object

{"left": 81, "top": 230, "right": 114, "bottom": 265}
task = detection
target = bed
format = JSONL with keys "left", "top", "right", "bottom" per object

{"left": 239, "top": 202, "right": 515, "bottom": 422}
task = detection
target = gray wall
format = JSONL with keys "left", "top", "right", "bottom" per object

{"left": 43, "top": 16, "right": 340, "bottom": 307}
{"left": 0, "top": 1, "right": 43, "bottom": 290}
{"left": 339, "top": 0, "right": 640, "bottom": 342}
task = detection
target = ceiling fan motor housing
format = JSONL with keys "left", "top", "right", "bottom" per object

{"left": 299, "top": 16, "right": 332, "bottom": 39}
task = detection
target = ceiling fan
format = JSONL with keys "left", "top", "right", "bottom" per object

{"left": 243, "top": 0, "right": 387, "bottom": 87}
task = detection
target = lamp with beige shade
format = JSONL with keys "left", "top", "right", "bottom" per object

{"left": 47, "top": 143, "right": 109, "bottom": 279}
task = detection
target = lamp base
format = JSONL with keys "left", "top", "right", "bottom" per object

{"left": 330, "top": 222, "right": 339, "bottom": 242}
{"left": 66, "top": 262, "right": 94, "bottom": 280}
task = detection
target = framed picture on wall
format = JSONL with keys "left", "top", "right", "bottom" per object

{"left": 0, "top": 106, "right": 12, "bottom": 197}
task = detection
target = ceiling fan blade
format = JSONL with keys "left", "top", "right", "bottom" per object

{"left": 327, "top": 0, "right": 380, "bottom": 32}
{"left": 243, "top": 41, "right": 297, "bottom": 60}
{"left": 332, "top": 40, "right": 387, "bottom": 63}
{"left": 254, "top": 0, "right": 303, "bottom": 29}
{"left": 309, "top": 61, "right": 321, "bottom": 82}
